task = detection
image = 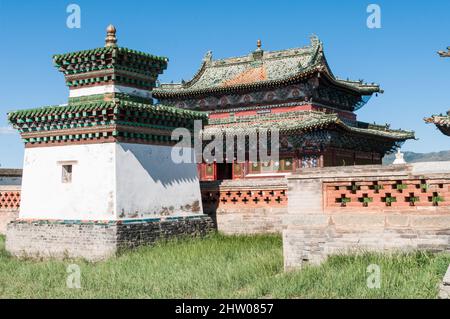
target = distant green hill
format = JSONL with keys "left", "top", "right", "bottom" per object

{"left": 383, "top": 150, "right": 450, "bottom": 164}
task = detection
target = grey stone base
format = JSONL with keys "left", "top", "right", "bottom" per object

{"left": 283, "top": 224, "right": 450, "bottom": 271}
{"left": 6, "top": 215, "right": 216, "bottom": 261}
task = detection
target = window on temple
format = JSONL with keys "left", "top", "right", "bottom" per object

{"left": 204, "top": 163, "right": 214, "bottom": 178}
{"left": 300, "top": 155, "right": 319, "bottom": 168}
{"left": 248, "top": 158, "right": 295, "bottom": 174}
{"left": 249, "top": 162, "right": 261, "bottom": 173}
{"left": 261, "top": 161, "right": 273, "bottom": 172}
{"left": 279, "top": 158, "right": 294, "bottom": 171}
{"left": 62, "top": 165, "right": 73, "bottom": 183}
{"left": 233, "top": 163, "right": 243, "bottom": 178}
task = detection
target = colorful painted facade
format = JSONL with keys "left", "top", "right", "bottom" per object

{"left": 153, "top": 37, "right": 415, "bottom": 181}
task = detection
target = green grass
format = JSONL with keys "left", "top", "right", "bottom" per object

{"left": 0, "top": 234, "right": 448, "bottom": 298}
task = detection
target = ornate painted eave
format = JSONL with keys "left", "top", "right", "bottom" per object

{"left": 424, "top": 112, "right": 450, "bottom": 136}
{"left": 204, "top": 110, "right": 414, "bottom": 141}
{"left": 335, "top": 79, "right": 383, "bottom": 95}
{"left": 7, "top": 95, "right": 207, "bottom": 147}
{"left": 8, "top": 101, "right": 205, "bottom": 122}
{"left": 153, "top": 36, "right": 381, "bottom": 99}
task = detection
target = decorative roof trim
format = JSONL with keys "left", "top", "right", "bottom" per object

{"left": 203, "top": 110, "right": 414, "bottom": 141}
{"left": 53, "top": 46, "right": 168, "bottom": 64}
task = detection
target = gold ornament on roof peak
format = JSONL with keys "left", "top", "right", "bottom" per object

{"left": 105, "top": 24, "right": 118, "bottom": 47}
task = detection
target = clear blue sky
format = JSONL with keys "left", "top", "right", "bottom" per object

{"left": 0, "top": 0, "right": 449, "bottom": 168}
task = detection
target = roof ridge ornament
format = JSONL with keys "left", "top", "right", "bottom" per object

{"left": 253, "top": 39, "right": 263, "bottom": 60}
{"left": 438, "top": 46, "right": 450, "bottom": 57}
{"left": 203, "top": 50, "right": 213, "bottom": 63}
{"left": 105, "top": 24, "right": 118, "bottom": 47}
{"left": 257, "top": 39, "right": 262, "bottom": 50}
{"left": 310, "top": 34, "right": 320, "bottom": 46}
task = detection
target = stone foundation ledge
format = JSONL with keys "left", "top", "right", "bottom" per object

{"left": 5, "top": 215, "right": 216, "bottom": 261}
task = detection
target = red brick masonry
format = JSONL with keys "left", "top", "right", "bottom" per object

{"left": 0, "top": 168, "right": 22, "bottom": 234}
{"left": 201, "top": 179, "right": 287, "bottom": 234}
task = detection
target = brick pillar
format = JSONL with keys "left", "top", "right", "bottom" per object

{"left": 283, "top": 178, "right": 329, "bottom": 270}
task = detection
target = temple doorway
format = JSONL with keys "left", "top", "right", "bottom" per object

{"left": 216, "top": 163, "right": 233, "bottom": 180}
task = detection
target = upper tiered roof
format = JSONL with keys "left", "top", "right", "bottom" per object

{"left": 53, "top": 25, "right": 168, "bottom": 93}
{"left": 153, "top": 36, "right": 381, "bottom": 98}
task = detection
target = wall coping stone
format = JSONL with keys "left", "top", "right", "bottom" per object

{"left": 288, "top": 162, "right": 450, "bottom": 181}
{"left": 0, "top": 186, "right": 21, "bottom": 191}
{"left": 201, "top": 178, "right": 287, "bottom": 190}
{"left": 0, "top": 169, "right": 23, "bottom": 178}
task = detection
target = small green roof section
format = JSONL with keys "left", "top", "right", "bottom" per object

{"left": 204, "top": 110, "right": 414, "bottom": 141}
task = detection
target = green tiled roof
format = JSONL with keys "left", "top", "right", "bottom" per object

{"left": 153, "top": 36, "right": 381, "bottom": 97}
{"left": 7, "top": 99, "right": 206, "bottom": 123}
{"left": 53, "top": 46, "right": 168, "bottom": 65}
{"left": 204, "top": 110, "right": 414, "bottom": 141}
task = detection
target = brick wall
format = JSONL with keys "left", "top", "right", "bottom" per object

{"left": 0, "top": 186, "right": 21, "bottom": 235}
{"left": 201, "top": 179, "right": 287, "bottom": 234}
{"left": 6, "top": 215, "right": 215, "bottom": 261}
{"left": 283, "top": 162, "right": 450, "bottom": 270}
{"left": 0, "top": 169, "right": 22, "bottom": 235}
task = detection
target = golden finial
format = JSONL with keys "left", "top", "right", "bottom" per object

{"left": 257, "top": 39, "right": 262, "bottom": 49}
{"left": 105, "top": 24, "right": 117, "bottom": 47}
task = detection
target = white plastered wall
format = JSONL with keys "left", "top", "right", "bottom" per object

{"left": 19, "top": 143, "right": 116, "bottom": 220}
{"left": 19, "top": 142, "right": 203, "bottom": 220}
{"left": 115, "top": 143, "right": 203, "bottom": 218}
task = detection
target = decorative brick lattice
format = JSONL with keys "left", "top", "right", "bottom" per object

{"left": 325, "top": 179, "right": 450, "bottom": 209}
{"left": 0, "top": 191, "right": 21, "bottom": 210}
{"left": 202, "top": 188, "right": 288, "bottom": 209}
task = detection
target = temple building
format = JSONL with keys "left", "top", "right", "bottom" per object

{"left": 425, "top": 47, "right": 450, "bottom": 136}
{"left": 153, "top": 36, "right": 415, "bottom": 181}
{"left": 5, "top": 26, "right": 214, "bottom": 260}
